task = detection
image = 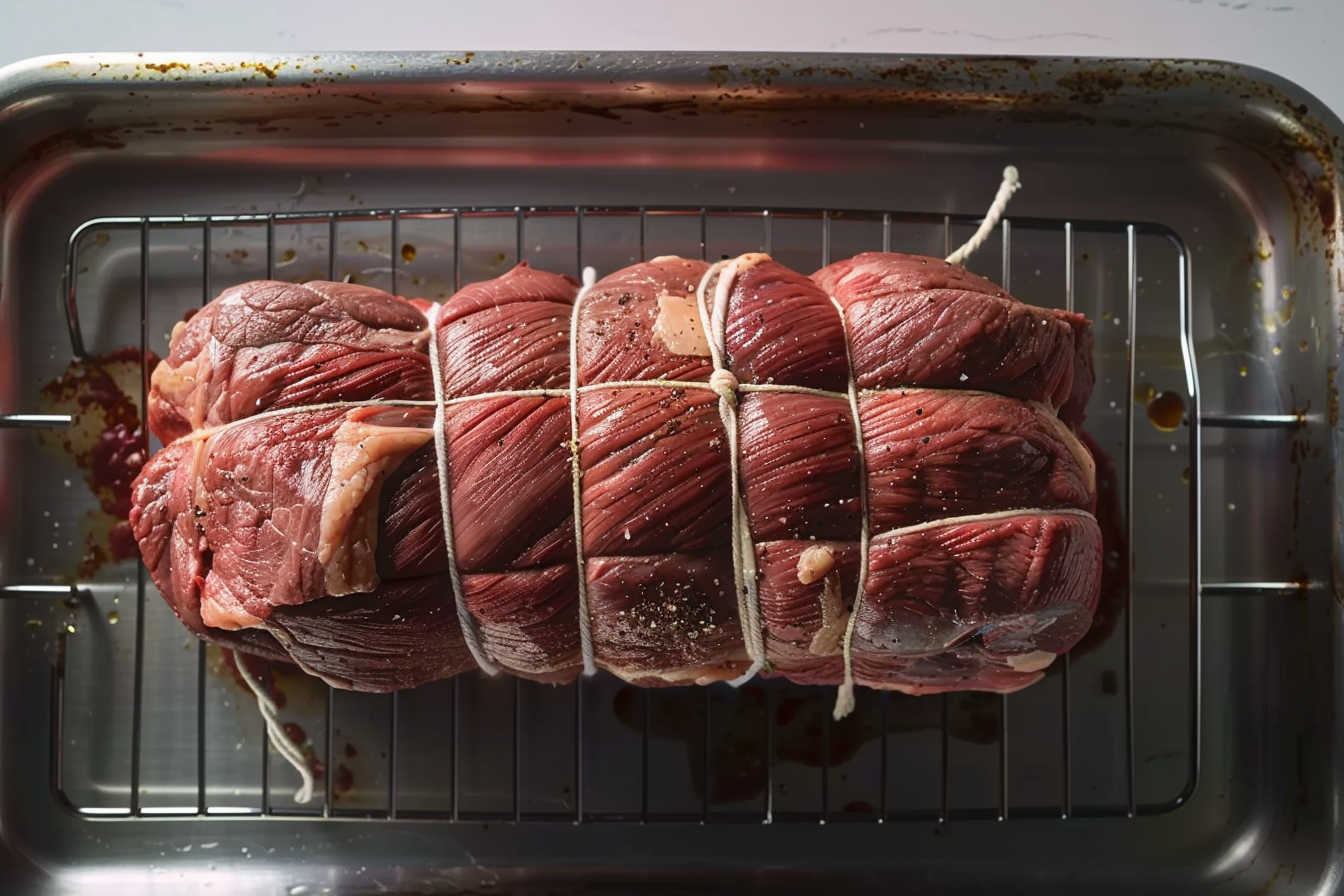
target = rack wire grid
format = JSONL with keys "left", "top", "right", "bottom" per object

{"left": 6, "top": 201, "right": 1295, "bottom": 826}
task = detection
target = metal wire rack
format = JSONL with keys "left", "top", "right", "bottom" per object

{"left": 0, "top": 202, "right": 1305, "bottom": 825}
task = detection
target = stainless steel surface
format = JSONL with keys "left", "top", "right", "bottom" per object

{"left": 0, "top": 51, "right": 1339, "bottom": 894}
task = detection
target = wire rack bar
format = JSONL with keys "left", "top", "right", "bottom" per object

{"left": 1201, "top": 581, "right": 1307, "bottom": 597}
{"left": 1199, "top": 413, "right": 1305, "bottom": 429}
{"left": 999, "top": 218, "right": 1012, "bottom": 823}
{"left": 573, "top": 678, "right": 583, "bottom": 823}
{"left": 197, "top": 220, "right": 212, "bottom": 818}
{"left": 939, "top": 213, "right": 952, "bottom": 827}
{"left": 1181, "top": 243, "right": 1204, "bottom": 809}
{"left": 126, "top": 219, "right": 150, "bottom": 818}
{"left": 1062, "top": 220, "right": 1075, "bottom": 820}
{"left": 0, "top": 414, "right": 72, "bottom": 428}
{"left": 513, "top": 678, "right": 522, "bottom": 824}
{"left": 322, "top": 688, "right": 335, "bottom": 817}
{"left": 1123, "top": 225, "right": 1138, "bottom": 818}
{"left": 388, "top": 693, "right": 400, "bottom": 819}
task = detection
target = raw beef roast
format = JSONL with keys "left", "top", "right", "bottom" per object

{"left": 131, "top": 252, "right": 1101, "bottom": 701}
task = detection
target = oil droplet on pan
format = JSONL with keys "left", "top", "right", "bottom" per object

{"left": 1146, "top": 391, "right": 1186, "bottom": 432}
{"left": 107, "top": 611, "right": 120, "bottom": 625}
{"left": 400, "top": 243, "right": 416, "bottom": 263}
{"left": 1132, "top": 382, "right": 1156, "bottom": 405}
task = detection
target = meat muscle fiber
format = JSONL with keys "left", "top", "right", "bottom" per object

{"left": 131, "top": 254, "right": 1101, "bottom": 696}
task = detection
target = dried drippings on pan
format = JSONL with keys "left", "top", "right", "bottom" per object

{"left": 1099, "top": 670, "right": 1119, "bottom": 697}
{"left": 36, "top": 348, "right": 159, "bottom": 576}
{"left": 1276, "top": 285, "right": 1297, "bottom": 329}
{"left": 144, "top": 62, "right": 191, "bottom": 75}
{"left": 334, "top": 763, "right": 355, "bottom": 796}
{"left": 240, "top": 61, "right": 285, "bottom": 81}
{"left": 1053, "top": 70, "right": 1126, "bottom": 106}
{"left": 3, "top": 128, "right": 127, "bottom": 196}
{"left": 1328, "top": 367, "right": 1339, "bottom": 428}
{"left": 612, "top": 685, "right": 1000, "bottom": 805}
{"left": 1286, "top": 386, "right": 1321, "bottom": 545}
{"left": 1315, "top": 176, "right": 1337, "bottom": 232}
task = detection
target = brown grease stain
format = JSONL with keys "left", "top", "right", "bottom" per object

{"left": 37, "top": 348, "right": 159, "bottom": 576}
{"left": 1100, "top": 670, "right": 1119, "bottom": 696}
{"left": 282, "top": 722, "right": 307, "bottom": 746}
{"left": 241, "top": 61, "right": 284, "bottom": 81}
{"left": 612, "top": 686, "right": 999, "bottom": 806}
{"left": 334, "top": 763, "right": 354, "bottom": 795}
{"left": 1316, "top": 178, "right": 1337, "bottom": 232}
{"left": 1328, "top": 368, "right": 1339, "bottom": 428}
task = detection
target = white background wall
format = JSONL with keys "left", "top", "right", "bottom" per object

{"left": 1, "top": 0, "right": 1341, "bottom": 116}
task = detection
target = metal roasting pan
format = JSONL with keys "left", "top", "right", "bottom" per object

{"left": 0, "top": 51, "right": 1340, "bottom": 895}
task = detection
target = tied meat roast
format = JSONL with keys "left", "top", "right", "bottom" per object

{"left": 130, "top": 252, "right": 1102, "bottom": 697}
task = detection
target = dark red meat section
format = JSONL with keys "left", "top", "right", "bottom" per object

{"left": 131, "top": 251, "right": 1100, "bottom": 696}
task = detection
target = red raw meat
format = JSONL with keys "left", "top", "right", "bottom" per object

{"left": 131, "top": 251, "right": 1100, "bottom": 699}
{"left": 814, "top": 253, "right": 1094, "bottom": 423}
{"left": 149, "top": 280, "right": 434, "bottom": 443}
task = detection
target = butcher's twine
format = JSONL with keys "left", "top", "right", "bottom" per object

{"left": 237, "top": 659, "right": 316, "bottom": 804}
{"left": 425, "top": 301, "right": 501, "bottom": 676}
{"left": 570, "top": 265, "right": 601, "bottom": 677}
{"left": 694, "top": 259, "right": 767, "bottom": 687}
{"left": 945, "top": 166, "right": 1021, "bottom": 266}
{"left": 828, "top": 295, "right": 874, "bottom": 722}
